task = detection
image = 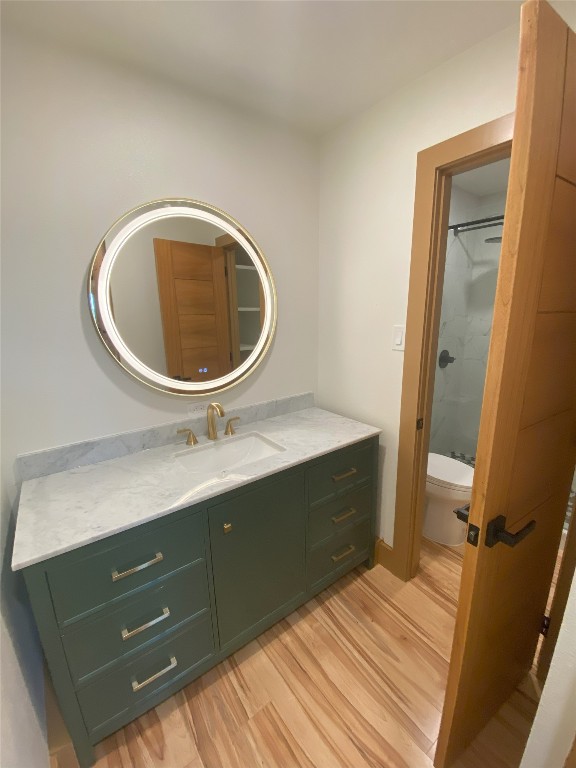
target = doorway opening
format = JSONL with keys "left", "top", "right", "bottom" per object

{"left": 424, "top": 158, "right": 510, "bottom": 564}
{"left": 394, "top": 135, "right": 576, "bottom": 624}
{"left": 389, "top": 113, "right": 514, "bottom": 584}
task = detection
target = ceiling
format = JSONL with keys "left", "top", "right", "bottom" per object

{"left": 2, "top": 0, "right": 527, "bottom": 135}
{"left": 453, "top": 158, "right": 511, "bottom": 197}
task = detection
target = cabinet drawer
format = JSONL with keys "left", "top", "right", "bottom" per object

{"left": 308, "top": 484, "right": 371, "bottom": 546}
{"left": 77, "top": 615, "right": 214, "bottom": 735}
{"left": 48, "top": 513, "right": 204, "bottom": 625}
{"left": 62, "top": 561, "right": 210, "bottom": 684}
{"left": 308, "top": 518, "right": 371, "bottom": 587}
{"left": 308, "top": 444, "right": 373, "bottom": 504}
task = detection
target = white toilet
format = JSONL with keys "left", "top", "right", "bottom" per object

{"left": 423, "top": 453, "right": 475, "bottom": 547}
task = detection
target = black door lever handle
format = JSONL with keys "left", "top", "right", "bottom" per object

{"left": 485, "top": 515, "right": 536, "bottom": 548}
{"left": 453, "top": 503, "right": 470, "bottom": 523}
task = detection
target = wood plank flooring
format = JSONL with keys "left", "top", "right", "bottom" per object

{"left": 50, "top": 541, "right": 540, "bottom": 768}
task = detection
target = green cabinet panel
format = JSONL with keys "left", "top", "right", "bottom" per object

{"left": 22, "top": 436, "right": 378, "bottom": 767}
{"left": 308, "top": 518, "right": 372, "bottom": 588}
{"left": 48, "top": 512, "right": 204, "bottom": 625}
{"left": 62, "top": 561, "right": 210, "bottom": 685}
{"left": 209, "top": 473, "right": 306, "bottom": 648}
{"left": 308, "top": 483, "right": 372, "bottom": 546}
{"left": 77, "top": 615, "right": 214, "bottom": 735}
{"left": 308, "top": 443, "right": 373, "bottom": 504}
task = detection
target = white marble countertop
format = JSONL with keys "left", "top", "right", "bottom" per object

{"left": 12, "top": 408, "right": 380, "bottom": 570}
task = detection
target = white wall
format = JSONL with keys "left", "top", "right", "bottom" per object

{"left": 520, "top": 565, "right": 576, "bottom": 767}
{"left": 0, "top": 621, "right": 46, "bottom": 768}
{"left": 1, "top": 31, "right": 319, "bottom": 459}
{"left": 1, "top": 27, "right": 319, "bottom": 766}
{"left": 317, "top": 25, "right": 524, "bottom": 544}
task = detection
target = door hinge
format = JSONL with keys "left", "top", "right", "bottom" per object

{"left": 416, "top": 418, "right": 424, "bottom": 430}
{"left": 541, "top": 615, "right": 550, "bottom": 636}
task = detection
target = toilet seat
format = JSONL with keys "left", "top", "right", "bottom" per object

{"left": 427, "top": 453, "right": 474, "bottom": 492}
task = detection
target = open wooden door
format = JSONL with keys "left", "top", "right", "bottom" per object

{"left": 435, "top": 2, "right": 576, "bottom": 766}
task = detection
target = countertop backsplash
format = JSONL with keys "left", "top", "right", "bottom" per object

{"left": 15, "top": 392, "right": 315, "bottom": 484}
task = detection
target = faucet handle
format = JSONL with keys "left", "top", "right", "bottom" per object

{"left": 177, "top": 428, "right": 198, "bottom": 446}
{"left": 224, "top": 417, "right": 241, "bottom": 436}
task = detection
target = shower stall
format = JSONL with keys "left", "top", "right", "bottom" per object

{"left": 429, "top": 172, "right": 507, "bottom": 467}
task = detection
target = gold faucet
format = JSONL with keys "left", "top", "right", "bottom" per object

{"left": 177, "top": 428, "right": 198, "bottom": 446}
{"left": 207, "top": 402, "right": 225, "bottom": 440}
{"left": 225, "top": 417, "right": 241, "bottom": 436}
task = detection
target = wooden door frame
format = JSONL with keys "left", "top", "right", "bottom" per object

{"left": 388, "top": 114, "right": 515, "bottom": 581}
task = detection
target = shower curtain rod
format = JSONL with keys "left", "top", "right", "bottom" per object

{"left": 448, "top": 214, "right": 504, "bottom": 235}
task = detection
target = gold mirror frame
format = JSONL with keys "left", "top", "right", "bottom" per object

{"left": 88, "top": 199, "right": 277, "bottom": 396}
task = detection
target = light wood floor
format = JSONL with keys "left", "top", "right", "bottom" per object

{"left": 51, "top": 541, "right": 540, "bottom": 768}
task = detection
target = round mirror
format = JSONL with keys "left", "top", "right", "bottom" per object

{"left": 88, "top": 199, "right": 276, "bottom": 395}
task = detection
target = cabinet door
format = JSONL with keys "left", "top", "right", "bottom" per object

{"left": 209, "top": 473, "right": 305, "bottom": 648}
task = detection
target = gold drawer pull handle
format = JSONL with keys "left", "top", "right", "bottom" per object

{"left": 131, "top": 655, "right": 177, "bottom": 692}
{"left": 331, "top": 544, "right": 356, "bottom": 563}
{"left": 332, "top": 507, "right": 358, "bottom": 525}
{"left": 223, "top": 522, "right": 233, "bottom": 534}
{"left": 121, "top": 607, "right": 171, "bottom": 641}
{"left": 111, "top": 552, "right": 164, "bottom": 582}
{"left": 331, "top": 467, "right": 358, "bottom": 483}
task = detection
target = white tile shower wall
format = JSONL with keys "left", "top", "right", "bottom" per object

{"left": 461, "top": 192, "right": 507, "bottom": 455}
{"left": 430, "top": 186, "right": 477, "bottom": 457}
{"left": 430, "top": 189, "right": 506, "bottom": 460}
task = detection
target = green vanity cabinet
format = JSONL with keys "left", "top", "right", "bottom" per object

{"left": 209, "top": 472, "right": 306, "bottom": 651}
{"left": 23, "top": 506, "right": 218, "bottom": 768}
{"left": 306, "top": 441, "right": 377, "bottom": 593}
{"left": 21, "top": 436, "right": 378, "bottom": 767}
{"left": 61, "top": 564, "right": 211, "bottom": 686}
{"left": 76, "top": 616, "right": 214, "bottom": 737}
{"left": 48, "top": 511, "right": 207, "bottom": 626}
{"left": 307, "top": 441, "right": 374, "bottom": 505}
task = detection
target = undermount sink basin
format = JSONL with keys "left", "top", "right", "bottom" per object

{"left": 175, "top": 432, "right": 285, "bottom": 477}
